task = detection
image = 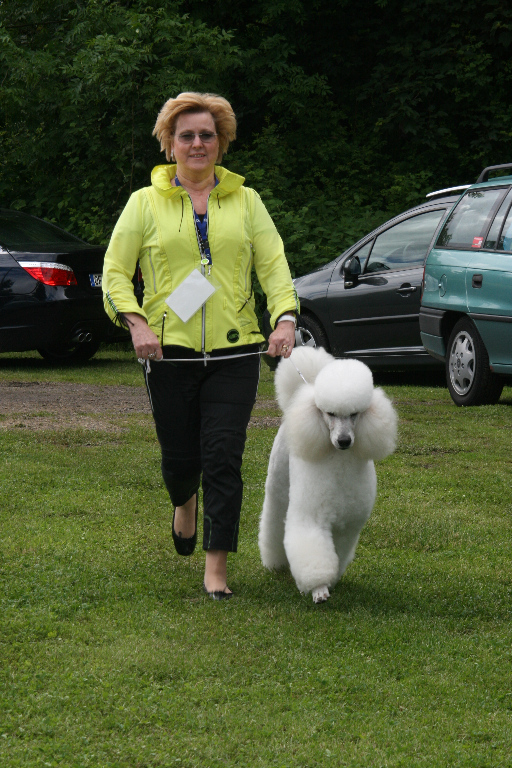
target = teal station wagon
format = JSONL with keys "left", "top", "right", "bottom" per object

{"left": 419, "top": 164, "right": 512, "bottom": 405}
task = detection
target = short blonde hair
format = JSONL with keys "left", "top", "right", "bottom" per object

{"left": 153, "top": 92, "right": 237, "bottom": 163}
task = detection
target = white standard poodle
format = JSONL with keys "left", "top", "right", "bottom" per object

{"left": 259, "top": 346, "right": 397, "bottom": 603}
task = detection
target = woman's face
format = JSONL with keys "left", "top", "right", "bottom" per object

{"left": 171, "top": 111, "right": 219, "bottom": 178}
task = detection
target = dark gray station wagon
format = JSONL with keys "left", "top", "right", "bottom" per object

{"left": 285, "top": 186, "right": 468, "bottom": 369}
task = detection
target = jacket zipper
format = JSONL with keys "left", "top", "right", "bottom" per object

{"left": 201, "top": 195, "right": 213, "bottom": 363}
{"left": 161, "top": 311, "right": 167, "bottom": 346}
{"left": 201, "top": 261, "right": 206, "bottom": 360}
{"left": 184, "top": 189, "right": 214, "bottom": 363}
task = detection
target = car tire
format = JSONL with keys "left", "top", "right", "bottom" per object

{"left": 445, "top": 318, "right": 504, "bottom": 406}
{"left": 37, "top": 339, "right": 101, "bottom": 364}
{"left": 299, "top": 314, "right": 330, "bottom": 352}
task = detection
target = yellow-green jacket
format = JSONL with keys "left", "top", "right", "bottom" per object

{"left": 103, "top": 164, "right": 298, "bottom": 352}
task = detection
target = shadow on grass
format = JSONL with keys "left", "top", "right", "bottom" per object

{"left": 373, "top": 369, "right": 512, "bottom": 406}
{"left": 372, "top": 370, "right": 446, "bottom": 388}
{"left": 244, "top": 568, "right": 510, "bottom": 625}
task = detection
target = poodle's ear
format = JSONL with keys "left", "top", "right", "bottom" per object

{"left": 353, "top": 387, "right": 398, "bottom": 461}
{"left": 275, "top": 346, "right": 333, "bottom": 412}
{"left": 282, "top": 385, "right": 332, "bottom": 462}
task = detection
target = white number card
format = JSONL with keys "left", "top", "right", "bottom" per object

{"left": 165, "top": 269, "right": 216, "bottom": 323}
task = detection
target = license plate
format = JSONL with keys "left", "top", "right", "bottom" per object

{"left": 89, "top": 273, "right": 102, "bottom": 288}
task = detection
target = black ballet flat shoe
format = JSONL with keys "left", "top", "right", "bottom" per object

{"left": 172, "top": 496, "right": 198, "bottom": 557}
{"left": 203, "top": 584, "right": 234, "bottom": 601}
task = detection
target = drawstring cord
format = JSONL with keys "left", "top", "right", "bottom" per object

{"left": 179, "top": 197, "right": 184, "bottom": 232}
{"left": 139, "top": 348, "right": 267, "bottom": 373}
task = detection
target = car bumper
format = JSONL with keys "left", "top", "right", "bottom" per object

{"left": 419, "top": 307, "right": 446, "bottom": 361}
{"left": 0, "top": 296, "right": 128, "bottom": 353}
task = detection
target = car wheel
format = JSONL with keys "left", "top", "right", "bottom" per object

{"left": 37, "top": 339, "right": 101, "bottom": 364}
{"left": 445, "top": 318, "right": 504, "bottom": 406}
{"left": 262, "top": 315, "right": 329, "bottom": 371}
{"left": 299, "top": 315, "right": 330, "bottom": 352}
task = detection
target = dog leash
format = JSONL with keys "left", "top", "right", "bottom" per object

{"left": 139, "top": 350, "right": 310, "bottom": 380}
{"left": 290, "top": 359, "right": 309, "bottom": 384}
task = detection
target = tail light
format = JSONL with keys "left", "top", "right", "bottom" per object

{"left": 20, "top": 261, "right": 78, "bottom": 287}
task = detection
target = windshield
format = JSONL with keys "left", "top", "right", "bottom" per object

{"left": 0, "top": 209, "right": 85, "bottom": 249}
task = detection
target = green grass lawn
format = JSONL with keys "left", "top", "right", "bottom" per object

{"left": 1, "top": 350, "right": 511, "bottom": 767}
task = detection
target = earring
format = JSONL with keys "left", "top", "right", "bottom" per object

{"left": 171, "top": 149, "right": 175, "bottom": 162}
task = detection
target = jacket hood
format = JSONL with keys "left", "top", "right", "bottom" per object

{"left": 151, "top": 164, "right": 245, "bottom": 199}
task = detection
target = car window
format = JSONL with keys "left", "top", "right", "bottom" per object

{"left": 484, "top": 189, "right": 512, "bottom": 249}
{"left": 0, "top": 209, "right": 84, "bottom": 248}
{"left": 364, "top": 209, "right": 445, "bottom": 274}
{"left": 348, "top": 240, "right": 372, "bottom": 269}
{"left": 497, "top": 207, "right": 512, "bottom": 251}
{"left": 337, "top": 240, "right": 372, "bottom": 279}
{"left": 436, "top": 188, "right": 506, "bottom": 249}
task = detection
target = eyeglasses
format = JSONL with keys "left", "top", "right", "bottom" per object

{"left": 175, "top": 132, "right": 218, "bottom": 144}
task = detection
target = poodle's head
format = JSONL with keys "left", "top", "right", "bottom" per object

{"left": 283, "top": 358, "right": 397, "bottom": 462}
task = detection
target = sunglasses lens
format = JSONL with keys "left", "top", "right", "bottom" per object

{"left": 177, "top": 132, "right": 217, "bottom": 143}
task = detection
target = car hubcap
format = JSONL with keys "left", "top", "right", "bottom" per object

{"left": 295, "top": 327, "right": 316, "bottom": 347}
{"left": 448, "top": 331, "right": 475, "bottom": 395}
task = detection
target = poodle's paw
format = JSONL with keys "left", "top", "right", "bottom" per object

{"left": 312, "top": 586, "right": 330, "bottom": 603}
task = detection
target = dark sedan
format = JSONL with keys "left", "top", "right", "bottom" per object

{"left": 0, "top": 209, "right": 128, "bottom": 362}
{"left": 279, "top": 186, "right": 469, "bottom": 369}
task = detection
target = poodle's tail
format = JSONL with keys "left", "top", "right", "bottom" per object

{"left": 275, "top": 346, "right": 333, "bottom": 412}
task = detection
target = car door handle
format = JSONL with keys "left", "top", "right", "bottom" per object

{"left": 396, "top": 284, "right": 417, "bottom": 294}
{"left": 472, "top": 273, "right": 483, "bottom": 288}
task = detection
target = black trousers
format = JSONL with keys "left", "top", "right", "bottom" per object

{"left": 144, "top": 345, "right": 261, "bottom": 552}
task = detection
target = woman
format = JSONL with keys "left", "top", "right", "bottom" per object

{"left": 103, "top": 92, "right": 297, "bottom": 599}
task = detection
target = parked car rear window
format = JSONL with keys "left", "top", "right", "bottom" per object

{"left": 495, "top": 205, "right": 512, "bottom": 251}
{"left": 436, "top": 188, "right": 506, "bottom": 249}
{"left": 0, "top": 209, "right": 84, "bottom": 249}
{"left": 483, "top": 189, "right": 512, "bottom": 249}
{"left": 365, "top": 209, "right": 445, "bottom": 273}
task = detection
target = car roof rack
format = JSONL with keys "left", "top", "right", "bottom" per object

{"left": 425, "top": 185, "right": 470, "bottom": 200}
{"left": 475, "top": 163, "right": 512, "bottom": 183}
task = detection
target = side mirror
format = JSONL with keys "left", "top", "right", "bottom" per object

{"left": 343, "top": 256, "right": 361, "bottom": 287}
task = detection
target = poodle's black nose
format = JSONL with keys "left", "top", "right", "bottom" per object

{"left": 336, "top": 437, "right": 352, "bottom": 450}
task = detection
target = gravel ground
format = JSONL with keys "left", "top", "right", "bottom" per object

{"left": 0, "top": 381, "right": 280, "bottom": 431}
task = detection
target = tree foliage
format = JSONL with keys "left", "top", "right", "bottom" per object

{"left": 0, "top": 0, "right": 240, "bottom": 239}
{"left": 1, "top": 0, "right": 512, "bottom": 274}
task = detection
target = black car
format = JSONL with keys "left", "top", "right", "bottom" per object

{"left": 265, "top": 185, "right": 470, "bottom": 370}
{"left": 0, "top": 209, "right": 128, "bottom": 362}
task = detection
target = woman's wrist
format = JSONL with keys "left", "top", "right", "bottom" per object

{"left": 277, "top": 313, "right": 296, "bottom": 327}
{"left": 124, "top": 312, "right": 148, "bottom": 334}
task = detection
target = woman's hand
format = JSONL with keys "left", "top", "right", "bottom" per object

{"left": 267, "top": 319, "right": 296, "bottom": 359}
{"left": 124, "top": 313, "right": 163, "bottom": 360}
